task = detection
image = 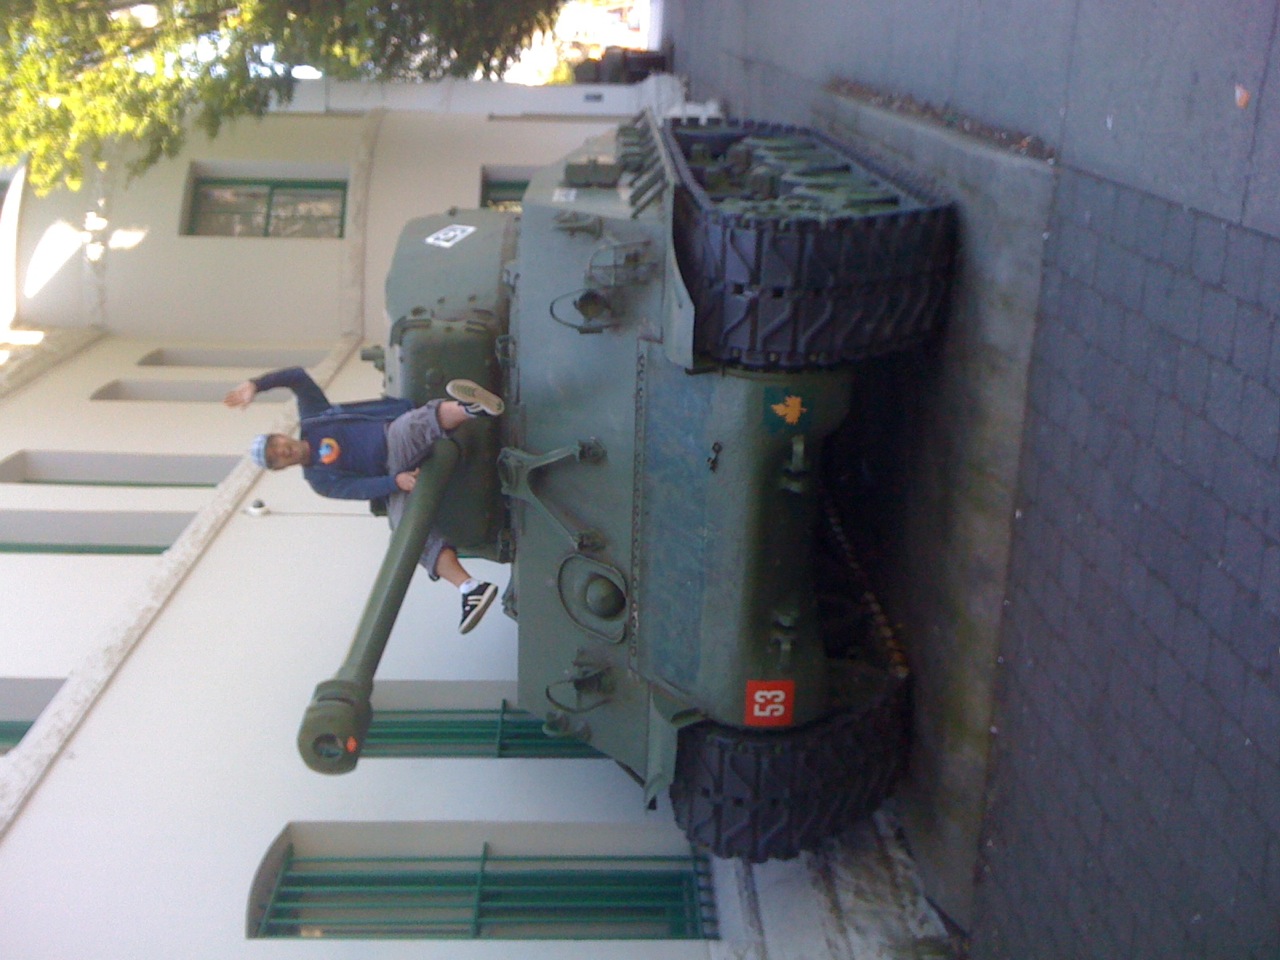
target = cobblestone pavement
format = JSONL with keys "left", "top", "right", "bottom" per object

{"left": 972, "top": 166, "right": 1280, "bottom": 960}
{"left": 660, "top": 0, "right": 1280, "bottom": 956}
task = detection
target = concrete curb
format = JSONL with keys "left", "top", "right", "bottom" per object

{"left": 813, "top": 88, "right": 1057, "bottom": 927}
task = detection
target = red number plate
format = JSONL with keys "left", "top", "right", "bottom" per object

{"left": 744, "top": 680, "right": 795, "bottom": 727}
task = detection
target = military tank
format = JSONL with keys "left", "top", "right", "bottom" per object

{"left": 297, "top": 112, "right": 956, "bottom": 861}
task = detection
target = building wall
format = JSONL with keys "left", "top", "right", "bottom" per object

{"left": 13, "top": 99, "right": 626, "bottom": 342}
{"left": 0, "top": 334, "right": 707, "bottom": 959}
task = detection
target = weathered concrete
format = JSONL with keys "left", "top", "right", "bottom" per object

{"left": 811, "top": 90, "right": 1057, "bottom": 927}
{"left": 711, "top": 811, "right": 955, "bottom": 960}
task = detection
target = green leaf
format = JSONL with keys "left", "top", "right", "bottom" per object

{"left": 2, "top": 0, "right": 567, "bottom": 192}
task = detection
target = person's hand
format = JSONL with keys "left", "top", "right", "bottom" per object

{"left": 224, "top": 381, "right": 257, "bottom": 409}
{"left": 395, "top": 469, "right": 419, "bottom": 492}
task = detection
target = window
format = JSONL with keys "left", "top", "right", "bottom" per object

{"left": 0, "top": 450, "right": 239, "bottom": 487}
{"left": 363, "top": 701, "right": 602, "bottom": 759}
{"left": 0, "top": 509, "right": 194, "bottom": 554}
{"left": 0, "top": 678, "right": 62, "bottom": 755}
{"left": 90, "top": 379, "right": 290, "bottom": 402}
{"left": 136, "top": 347, "right": 329, "bottom": 368}
{"left": 250, "top": 842, "right": 716, "bottom": 940}
{"left": 187, "top": 179, "right": 346, "bottom": 238}
{"left": 480, "top": 166, "right": 535, "bottom": 212}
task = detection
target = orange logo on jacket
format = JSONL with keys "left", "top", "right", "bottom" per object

{"left": 318, "top": 438, "right": 341, "bottom": 465}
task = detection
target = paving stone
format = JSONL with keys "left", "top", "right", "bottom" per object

{"left": 1203, "top": 634, "right": 1248, "bottom": 713}
{"left": 1196, "top": 557, "right": 1240, "bottom": 637}
{"left": 1239, "top": 675, "right": 1280, "bottom": 768}
{"left": 1232, "top": 302, "right": 1273, "bottom": 381}
{"left": 1229, "top": 602, "right": 1280, "bottom": 675}
{"left": 1074, "top": 174, "right": 1115, "bottom": 234}
{"left": 1179, "top": 416, "right": 1219, "bottom": 487}
{"left": 1134, "top": 194, "right": 1170, "bottom": 260}
{"left": 1057, "top": 218, "right": 1099, "bottom": 282}
{"left": 1268, "top": 323, "right": 1280, "bottom": 391}
{"left": 1160, "top": 521, "right": 1207, "bottom": 599}
{"left": 1174, "top": 342, "right": 1212, "bottom": 413}
{"left": 1112, "top": 187, "right": 1143, "bottom": 251}
{"left": 919, "top": 149, "right": 1276, "bottom": 960}
{"left": 1153, "top": 647, "right": 1191, "bottom": 715}
{"left": 1160, "top": 205, "right": 1198, "bottom": 270}
{"left": 1198, "top": 287, "right": 1239, "bottom": 360}
{"left": 1223, "top": 225, "right": 1266, "bottom": 303}
{"left": 1145, "top": 328, "right": 1180, "bottom": 394}
{"left": 1260, "top": 544, "right": 1280, "bottom": 617}
{"left": 1238, "top": 377, "right": 1280, "bottom": 462}
{"left": 1094, "top": 239, "right": 1146, "bottom": 311}
{"left": 1259, "top": 239, "right": 1280, "bottom": 317}
{"left": 1215, "top": 715, "right": 1262, "bottom": 809}
{"left": 1152, "top": 394, "right": 1186, "bottom": 462}
{"left": 1205, "top": 359, "right": 1244, "bottom": 435}
{"left": 1171, "top": 605, "right": 1213, "bottom": 683}
{"left": 1213, "top": 435, "right": 1268, "bottom": 519}
{"left": 1119, "top": 367, "right": 1158, "bottom": 437}
{"left": 1142, "top": 260, "right": 1200, "bottom": 342}
{"left": 1222, "top": 513, "right": 1266, "bottom": 588}
{"left": 1179, "top": 479, "right": 1226, "bottom": 553}
{"left": 1179, "top": 680, "right": 1226, "bottom": 758}
{"left": 1192, "top": 213, "right": 1229, "bottom": 285}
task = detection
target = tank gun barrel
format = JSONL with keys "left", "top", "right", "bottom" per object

{"left": 297, "top": 439, "right": 460, "bottom": 774}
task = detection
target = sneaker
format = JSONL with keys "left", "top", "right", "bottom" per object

{"left": 446, "top": 379, "right": 505, "bottom": 417}
{"left": 460, "top": 581, "right": 498, "bottom": 634}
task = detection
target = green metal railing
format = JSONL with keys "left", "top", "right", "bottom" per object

{"left": 362, "top": 701, "right": 602, "bottom": 759}
{"left": 0, "top": 542, "right": 167, "bottom": 555}
{"left": 254, "top": 844, "right": 717, "bottom": 940}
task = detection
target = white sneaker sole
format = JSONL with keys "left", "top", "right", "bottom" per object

{"left": 446, "top": 380, "right": 505, "bottom": 417}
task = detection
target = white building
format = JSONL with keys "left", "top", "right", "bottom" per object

{"left": 0, "top": 76, "right": 943, "bottom": 958}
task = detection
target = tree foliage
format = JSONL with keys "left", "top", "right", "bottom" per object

{"left": 0, "top": 0, "right": 564, "bottom": 193}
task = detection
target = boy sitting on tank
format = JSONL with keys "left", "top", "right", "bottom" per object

{"left": 224, "top": 366, "right": 503, "bottom": 634}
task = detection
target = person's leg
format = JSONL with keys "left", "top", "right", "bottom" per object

{"left": 435, "top": 545, "right": 498, "bottom": 634}
{"left": 434, "top": 400, "right": 472, "bottom": 433}
{"left": 433, "top": 545, "right": 470, "bottom": 586}
{"left": 386, "top": 400, "right": 449, "bottom": 473}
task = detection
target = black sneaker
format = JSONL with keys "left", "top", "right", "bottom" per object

{"left": 446, "top": 379, "right": 505, "bottom": 417}
{"left": 460, "top": 582, "right": 498, "bottom": 634}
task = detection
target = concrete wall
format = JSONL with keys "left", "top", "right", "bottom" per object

{"left": 810, "top": 93, "right": 1056, "bottom": 927}
{"left": 0, "top": 336, "right": 701, "bottom": 959}
{"left": 12, "top": 106, "right": 618, "bottom": 342}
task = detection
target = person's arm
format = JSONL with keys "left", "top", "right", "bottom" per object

{"left": 224, "top": 367, "right": 330, "bottom": 418}
{"left": 303, "top": 466, "right": 403, "bottom": 502}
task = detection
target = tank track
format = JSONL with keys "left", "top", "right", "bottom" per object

{"left": 668, "top": 498, "right": 911, "bottom": 862}
{"left": 662, "top": 118, "right": 956, "bottom": 370}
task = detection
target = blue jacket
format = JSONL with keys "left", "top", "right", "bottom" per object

{"left": 252, "top": 367, "right": 413, "bottom": 501}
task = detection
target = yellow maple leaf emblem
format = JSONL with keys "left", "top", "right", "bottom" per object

{"left": 770, "top": 395, "right": 808, "bottom": 425}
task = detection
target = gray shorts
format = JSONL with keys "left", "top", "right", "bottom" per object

{"left": 385, "top": 400, "right": 450, "bottom": 579}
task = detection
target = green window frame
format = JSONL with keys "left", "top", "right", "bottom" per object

{"left": 252, "top": 843, "right": 717, "bottom": 940}
{"left": 18, "top": 479, "right": 216, "bottom": 489}
{"left": 0, "top": 542, "right": 167, "bottom": 555}
{"left": 0, "top": 720, "right": 33, "bottom": 754}
{"left": 0, "top": 509, "right": 192, "bottom": 554}
{"left": 0, "top": 451, "right": 238, "bottom": 488}
{"left": 363, "top": 701, "right": 601, "bottom": 759}
{"left": 187, "top": 178, "right": 347, "bottom": 238}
